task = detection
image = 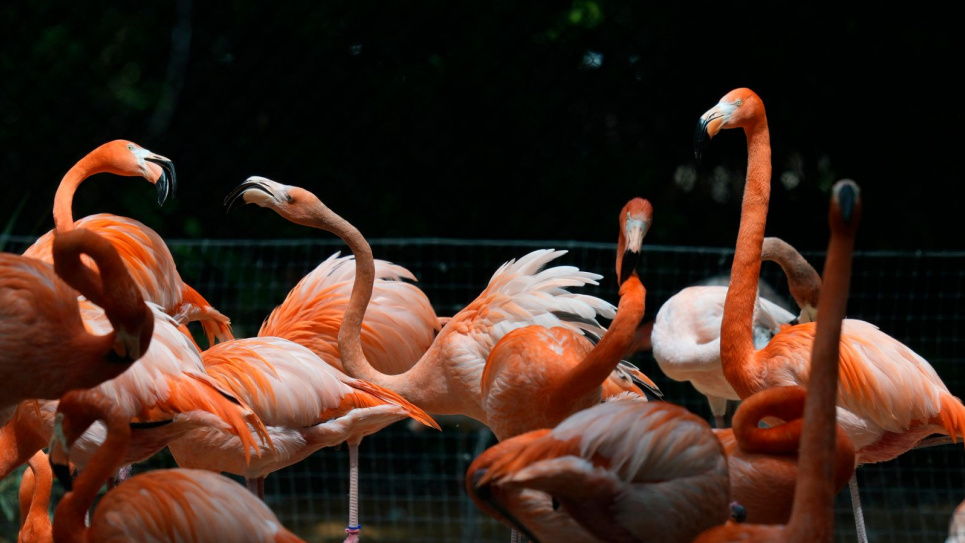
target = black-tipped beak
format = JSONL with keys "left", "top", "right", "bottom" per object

{"left": 619, "top": 247, "right": 641, "bottom": 286}
{"left": 694, "top": 116, "right": 712, "bottom": 165}
{"left": 837, "top": 183, "right": 857, "bottom": 223}
{"left": 51, "top": 458, "right": 74, "bottom": 492}
{"left": 224, "top": 179, "right": 275, "bottom": 214}
{"left": 146, "top": 157, "right": 177, "bottom": 206}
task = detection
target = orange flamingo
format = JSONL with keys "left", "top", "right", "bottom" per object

{"left": 0, "top": 300, "right": 271, "bottom": 486}
{"left": 467, "top": 397, "right": 731, "bottom": 543}
{"left": 691, "top": 178, "right": 861, "bottom": 542}
{"left": 0, "top": 227, "right": 153, "bottom": 426}
{"left": 650, "top": 237, "right": 815, "bottom": 428}
{"left": 479, "top": 197, "right": 652, "bottom": 441}
{"left": 22, "top": 140, "right": 232, "bottom": 346}
{"left": 257, "top": 251, "right": 443, "bottom": 375}
{"left": 168, "top": 336, "right": 438, "bottom": 542}
{"left": 17, "top": 450, "right": 53, "bottom": 543}
{"left": 714, "top": 385, "right": 855, "bottom": 524}
{"left": 224, "top": 177, "right": 633, "bottom": 427}
{"left": 697, "top": 88, "right": 965, "bottom": 466}
{"left": 49, "top": 388, "right": 304, "bottom": 543}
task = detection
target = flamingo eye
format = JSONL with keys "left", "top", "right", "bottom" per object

{"left": 286, "top": 194, "right": 294, "bottom": 204}
{"left": 735, "top": 99, "right": 743, "bottom": 107}
{"left": 126, "top": 144, "right": 135, "bottom": 151}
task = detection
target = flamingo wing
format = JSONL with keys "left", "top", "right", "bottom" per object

{"left": 258, "top": 252, "right": 439, "bottom": 374}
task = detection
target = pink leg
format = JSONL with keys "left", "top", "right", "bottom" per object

{"left": 246, "top": 476, "right": 265, "bottom": 500}
{"left": 344, "top": 440, "right": 361, "bottom": 543}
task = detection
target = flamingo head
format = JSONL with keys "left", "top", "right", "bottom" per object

{"left": 694, "top": 88, "right": 765, "bottom": 164}
{"left": 831, "top": 179, "right": 861, "bottom": 227}
{"left": 95, "top": 140, "right": 176, "bottom": 206}
{"left": 224, "top": 176, "right": 328, "bottom": 230}
{"left": 617, "top": 197, "right": 652, "bottom": 285}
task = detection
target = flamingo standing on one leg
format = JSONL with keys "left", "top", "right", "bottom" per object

{"left": 0, "top": 227, "right": 153, "bottom": 426}
{"left": 467, "top": 397, "right": 732, "bottom": 543}
{"left": 17, "top": 450, "right": 53, "bottom": 543}
{"left": 167, "top": 335, "right": 439, "bottom": 542}
{"left": 479, "top": 197, "right": 652, "bottom": 442}
{"left": 649, "top": 236, "right": 817, "bottom": 429}
{"left": 691, "top": 178, "right": 862, "bottom": 542}
{"left": 22, "top": 140, "right": 232, "bottom": 346}
{"left": 49, "top": 388, "right": 304, "bottom": 543}
{"left": 224, "top": 177, "right": 642, "bottom": 427}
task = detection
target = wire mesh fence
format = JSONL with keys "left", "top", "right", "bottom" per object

{"left": 1, "top": 235, "right": 963, "bottom": 542}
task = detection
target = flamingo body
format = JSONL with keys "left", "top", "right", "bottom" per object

{"left": 258, "top": 252, "right": 440, "bottom": 375}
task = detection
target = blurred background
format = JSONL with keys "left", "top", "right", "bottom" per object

{"left": 1, "top": 2, "right": 960, "bottom": 250}
{"left": 2, "top": 3, "right": 964, "bottom": 542}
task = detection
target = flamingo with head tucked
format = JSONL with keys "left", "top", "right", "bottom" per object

{"left": 22, "top": 140, "right": 232, "bottom": 346}
{"left": 0, "top": 227, "right": 153, "bottom": 427}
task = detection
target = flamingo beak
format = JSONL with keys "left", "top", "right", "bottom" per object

{"left": 835, "top": 181, "right": 858, "bottom": 223}
{"left": 224, "top": 177, "right": 277, "bottom": 214}
{"left": 470, "top": 469, "right": 544, "bottom": 543}
{"left": 145, "top": 155, "right": 177, "bottom": 206}
{"left": 619, "top": 217, "right": 648, "bottom": 284}
{"left": 694, "top": 111, "right": 724, "bottom": 165}
{"left": 49, "top": 414, "right": 74, "bottom": 491}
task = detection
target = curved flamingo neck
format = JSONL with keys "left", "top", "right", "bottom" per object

{"left": 549, "top": 274, "right": 645, "bottom": 414}
{"left": 762, "top": 237, "right": 820, "bottom": 313}
{"left": 53, "top": 152, "right": 108, "bottom": 232}
{"left": 786, "top": 207, "right": 854, "bottom": 541}
{"left": 302, "top": 202, "right": 431, "bottom": 403}
{"left": 732, "top": 386, "right": 806, "bottom": 455}
{"left": 53, "top": 398, "right": 131, "bottom": 543}
{"left": 22, "top": 452, "right": 53, "bottom": 541}
{"left": 720, "top": 119, "right": 771, "bottom": 397}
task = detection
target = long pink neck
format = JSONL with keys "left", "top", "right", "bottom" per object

{"left": 53, "top": 402, "right": 131, "bottom": 543}
{"left": 549, "top": 274, "right": 645, "bottom": 416}
{"left": 785, "top": 211, "right": 853, "bottom": 542}
{"left": 305, "top": 204, "right": 434, "bottom": 407}
{"left": 53, "top": 153, "right": 105, "bottom": 232}
{"left": 22, "top": 451, "right": 53, "bottom": 542}
{"left": 732, "top": 386, "right": 806, "bottom": 454}
{"left": 720, "top": 120, "right": 771, "bottom": 397}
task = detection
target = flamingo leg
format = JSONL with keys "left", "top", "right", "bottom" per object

{"left": 344, "top": 440, "right": 362, "bottom": 543}
{"left": 708, "top": 396, "right": 729, "bottom": 428}
{"left": 848, "top": 472, "right": 868, "bottom": 543}
{"left": 245, "top": 476, "right": 265, "bottom": 500}
{"left": 510, "top": 529, "right": 521, "bottom": 543}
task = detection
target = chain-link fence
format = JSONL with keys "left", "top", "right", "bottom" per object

{"left": 1, "top": 236, "right": 962, "bottom": 542}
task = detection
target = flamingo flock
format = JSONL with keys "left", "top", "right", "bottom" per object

{"left": 1, "top": 87, "right": 961, "bottom": 543}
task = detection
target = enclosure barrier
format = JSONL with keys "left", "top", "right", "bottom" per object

{"left": 1, "top": 236, "right": 962, "bottom": 543}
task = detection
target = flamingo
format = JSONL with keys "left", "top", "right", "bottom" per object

{"left": 650, "top": 236, "right": 816, "bottom": 428}
{"left": 49, "top": 388, "right": 304, "bottom": 543}
{"left": 223, "top": 177, "right": 636, "bottom": 427}
{"left": 257, "top": 251, "right": 443, "bottom": 375}
{"left": 17, "top": 450, "right": 53, "bottom": 543}
{"left": 467, "top": 397, "right": 731, "bottom": 543}
{"left": 0, "top": 299, "right": 271, "bottom": 485}
{"left": 714, "top": 384, "right": 855, "bottom": 524}
{"left": 691, "top": 178, "right": 861, "bottom": 542}
{"left": 696, "top": 87, "right": 965, "bottom": 466}
{"left": 479, "top": 197, "right": 652, "bottom": 442}
{"left": 22, "top": 140, "right": 232, "bottom": 346}
{"left": 167, "top": 336, "right": 439, "bottom": 542}
{"left": 0, "top": 227, "right": 153, "bottom": 426}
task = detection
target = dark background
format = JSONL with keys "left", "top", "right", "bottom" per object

{"left": 1, "top": 3, "right": 960, "bottom": 252}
